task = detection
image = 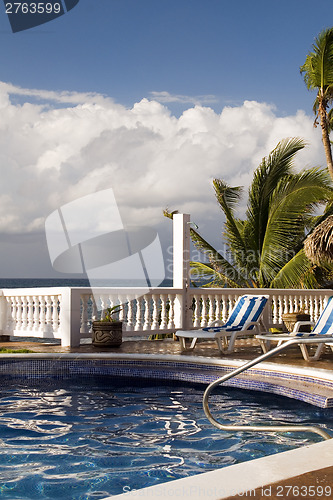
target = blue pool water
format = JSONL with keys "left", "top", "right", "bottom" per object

{"left": 0, "top": 378, "right": 332, "bottom": 500}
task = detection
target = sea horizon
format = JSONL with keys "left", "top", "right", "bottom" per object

{"left": 0, "top": 278, "right": 174, "bottom": 289}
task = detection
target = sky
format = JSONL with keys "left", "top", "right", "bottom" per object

{"left": 0, "top": 0, "right": 332, "bottom": 279}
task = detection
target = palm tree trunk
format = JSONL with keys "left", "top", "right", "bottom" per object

{"left": 319, "top": 100, "right": 333, "bottom": 180}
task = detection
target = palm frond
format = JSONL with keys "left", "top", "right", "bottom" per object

{"left": 300, "top": 28, "right": 333, "bottom": 92}
{"left": 246, "top": 138, "right": 306, "bottom": 253}
{"left": 259, "top": 168, "right": 332, "bottom": 286}
{"left": 270, "top": 249, "right": 320, "bottom": 289}
{"left": 189, "top": 261, "right": 242, "bottom": 288}
{"left": 212, "top": 179, "right": 246, "bottom": 253}
{"left": 189, "top": 227, "right": 249, "bottom": 285}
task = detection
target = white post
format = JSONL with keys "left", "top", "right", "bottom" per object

{"left": 59, "top": 288, "right": 81, "bottom": 347}
{"left": 173, "top": 214, "right": 191, "bottom": 330}
{"left": 0, "top": 292, "right": 10, "bottom": 340}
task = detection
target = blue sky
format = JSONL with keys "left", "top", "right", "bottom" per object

{"left": 1, "top": 0, "right": 332, "bottom": 114}
{"left": 0, "top": 0, "right": 332, "bottom": 278}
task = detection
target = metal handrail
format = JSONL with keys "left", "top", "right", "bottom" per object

{"left": 203, "top": 338, "right": 332, "bottom": 441}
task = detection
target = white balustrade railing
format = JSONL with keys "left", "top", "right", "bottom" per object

{"left": 0, "top": 286, "right": 332, "bottom": 347}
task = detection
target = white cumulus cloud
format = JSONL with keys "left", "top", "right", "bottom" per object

{"left": 0, "top": 81, "right": 327, "bottom": 254}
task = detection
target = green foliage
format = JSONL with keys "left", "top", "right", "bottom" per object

{"left": 0, "top": 348, "right": 35, "bottom": 353}
{"left": 300, "top": 27, "right": 333, "bottom": 114}
{"left": 101, "top": 305, "right": 122, "bottom": 322}
{"left": 300, "top": 28, "right": 333, "bottom": 177}
{"left": 166, "top": 138, "right": 333, "bottom": 289}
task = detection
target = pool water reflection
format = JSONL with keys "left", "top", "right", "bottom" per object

{"left": 0, "top": 378, "right": 332, "bottom": 499}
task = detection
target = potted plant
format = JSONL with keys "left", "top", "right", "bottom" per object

{"left": 92, "top": 305, "right": 123, "bottom": 347}
{"left": 282, "top": 310, "right": 311, "bottom": 333}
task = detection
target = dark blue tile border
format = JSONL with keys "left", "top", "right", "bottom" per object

{"left": 0, "top": 357, "right": 332, "bottom": 408}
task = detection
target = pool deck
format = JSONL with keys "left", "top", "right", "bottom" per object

{"left": 1, "top": 336, "right": 333, "bottom": 499}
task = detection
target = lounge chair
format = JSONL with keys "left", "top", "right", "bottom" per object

{"left": 176, "top": 294, "right": 269, "bottom": 353}
{"left": 256, "top": 296, "right": 333, "bottom": 361}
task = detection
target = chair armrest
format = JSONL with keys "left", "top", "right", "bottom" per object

{"left": 243, "top": 321, "right": 261, "bottom": 332}
{"left": 207, "top": 319, "right": 224, "bottom": 327}
{"left": 292, "top": 320, "right": 314, "bottom": 333}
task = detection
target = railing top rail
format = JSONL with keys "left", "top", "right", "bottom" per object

{"left": 0, "top": 287, "right": 68, "bottom": 295}
{"left": 0, "top": 286, "right": 184, "bottom": 296}
{"left": 189, "top": 288, "right": 333, "bottom": 295}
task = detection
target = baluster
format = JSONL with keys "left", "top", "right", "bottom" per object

{"left": 9, "top": 297, "right": 17, "bottom": 331}
{"left": 299, "top": 294, "right": 305, "bottom": 313}
{"left": 201, "top": 295, "right": 208, "bottom": 327}
{"left": 32, "top": 295, "right": 39, "bottom": 332}
{"left": 320, "top": 296, "right": 327, "bottom": 316}
{"left": 193, "top": 296, "right": 200, "bottom": 327}
{"left": 152, "top": 295, "right": 160, "bottom": 330}
{"left": 270, "top": 295, "right": 276, "bottom": 324}
{"left": 118, "top": 296, "right": 125, "bottom": 322}
{"left": 45, "top": 296, "right": 52, "bottom": 333}
{"left": 102, "top": 295, "right": 109, "bottom": 314}
{"left": 135, "top": 298, "right": 143, "bottom": 331}
{"left": 314, "top": 296, "right": 320, "bottom": 322}
{"left": 39, "top": 295, "right": 46, "bottom": 332}
{"left": 160, "top": 295, "right": 168, "bottom": 329}
{"left": 21, "top": 296, "right": 28, "bottom": 330}
{"left": 143, "top": 296, "right": 151, "bottom": 330}
{"left": 16, "top": 297, "right": 23, "bottom": 331}
{"left": 208, "top": 295, "right": 215, "bottom": 324}
{"left": 52, "top": 295, "right": 60, "bottom": 332}
{"left": 227, "top": 295, "right": 234, "bottom": 321}
{"left": 109, "top": 295, "right": 118, "bottom": 308}
{"left": 168, "top": 294, "right": 175, "bottom": 329}
{"left": 221, "top": 296, "right": 228, "bottom": 323}
{"left": 97, "top": 295, "right": 105, "bottom": 320}
{"left": 91, "top": 296, "right": 98, "bottom": 322}
{"left": 81, "top": 295, "right": 89, "bottom": 333}
{"left": 27, "top": 296, "right": 34, "bottom": 331}
{"left": 308, "top": 296, "right": 314, "bottom": 323}
{"left": 126, "top": 298, "right": 134, "bottom": 331}
{"left": 215, "top": 295, "right": 222, "bottom": 323}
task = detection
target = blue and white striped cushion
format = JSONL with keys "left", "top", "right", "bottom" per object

{"left": 203, "top": 295, "right": 268, "bottom": 333}
{"left": 294, "top": 296, "right": 333, "bottom": 337}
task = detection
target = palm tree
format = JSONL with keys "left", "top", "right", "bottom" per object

{"left": 300, "top": 28, "right": 333, "bottom": 180}
{"left": 166, "top": 138, "right": 333, "bottom": 288}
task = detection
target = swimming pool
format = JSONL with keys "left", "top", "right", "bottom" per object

{"left": 0, "top": 378, "right": 332, "bottom": 500}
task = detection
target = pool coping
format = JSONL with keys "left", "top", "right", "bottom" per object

{"left": 106, "top": 439, "right": 333, "bottom": 499}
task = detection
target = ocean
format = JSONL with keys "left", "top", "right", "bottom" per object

{"left": 0, "top": 278, "right": 173, "bottom": 289}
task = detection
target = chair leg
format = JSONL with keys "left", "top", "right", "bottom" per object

{"left": 179, "top": 337, "right": 187, "bottom": 351}
{"left": 179, "top": 337, "right": 197, "bottom": 351}
{"left": 313, "top": 343, "right": 326, "bottom": 361}
{"left": 216, "top": 337, "right": 225, "bottom": 353}
{"left": 300, "top": 343, "right": 326, "bottom": 361}
{"left": 299, "top": 344, "right": 310, "bottom": 361}
{"left": 190, "top": 338, "right": 197, "bottom": 349}
{"left": 259, "top": 338, "right": 271, "bottom": 353}
{"left": 226, "top": 333, "right": 237, "bottom": 353}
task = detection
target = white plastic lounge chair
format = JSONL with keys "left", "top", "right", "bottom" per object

{"left": 176, "top": 294, "right": 269, "bottom": 353}
{"left": 256, "top": 296, "right": 333, "bottom": 361}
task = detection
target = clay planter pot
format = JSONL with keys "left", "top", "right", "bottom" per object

{"left": 281, "top": 312, "right": 311, "bottom": 333}
{"left": 92, "top": 321, "right": 123, "bottom": 347}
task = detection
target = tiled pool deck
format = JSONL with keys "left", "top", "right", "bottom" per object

{"left": 0, "top": 336, "right": 332, "bottom": 499}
